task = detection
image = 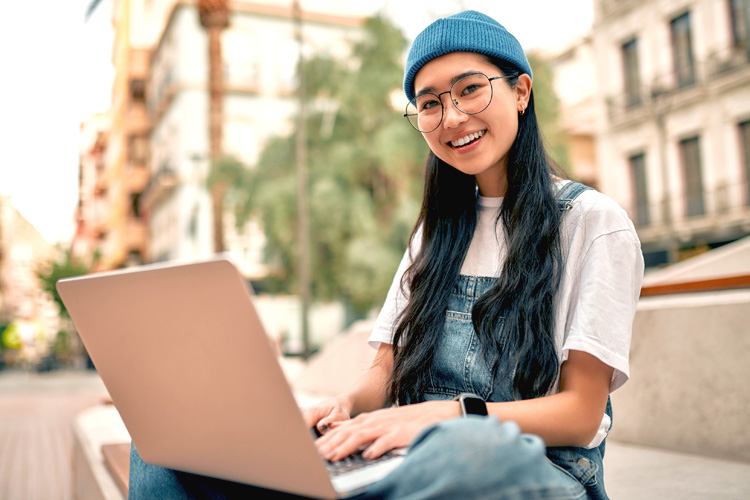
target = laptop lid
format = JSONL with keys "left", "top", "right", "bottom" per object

{"left": 57, "top": 258, "right": 340, "bottom": 499}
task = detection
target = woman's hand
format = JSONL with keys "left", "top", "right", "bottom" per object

{"left": 315, "top": 400, "right": 460, "bottom": 462}
{"left": 301, "top": 397, "right": 353, "bottom": 434}
{"left": 301, "top": 344, "right": 395, "bottom": 437}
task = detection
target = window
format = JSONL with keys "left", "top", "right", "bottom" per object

{"left": 679, "top": 136, "right": 705, "bottom": 217}
{"left": 670, "top": 12, "right": 696, "bottom": 88}
{"left": 622, "top": 38, "right": 641, "bottom": 107}
{"left": 130, "top": 79, "right": 146, "bottom": 102}
{"left": 739, "top": 120, "right": 750, "bottom": 205}
{"left": 629, "top": 153, "right": 650, "bottom": 226}
{"left": 130, "top": 193, "right": 142, "bottom": 218}
{"left": 730, "top": 0, "right": 750, "bottom": 48}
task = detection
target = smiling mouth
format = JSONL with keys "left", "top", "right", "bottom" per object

{"left": 450, "top": 130, "right": 485, "bottom": 148}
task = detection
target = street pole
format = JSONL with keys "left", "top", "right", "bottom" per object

{"left": 293, "top": 0, "right": 312, "bottom": 360}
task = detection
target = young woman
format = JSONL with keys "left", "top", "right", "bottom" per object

{"left": 129, "top": 10, "right": 643, "bottom": 500}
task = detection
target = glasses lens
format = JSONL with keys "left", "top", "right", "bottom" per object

{"left": 452, "top": 74, "right": 493, "bottom": 115}
{"left": 406, "top": 93, "right": 442, "bottom": 132}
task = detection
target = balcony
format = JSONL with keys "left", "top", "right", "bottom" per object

{"left": 125, "top": 164, "right": 149, "bottom": 194}
{"left": 606, "top": 46, "right": 750, "bottom": 129}
{"left": 140, "top": 166, "right": 179, "bottom": 210}
{"left": 707, "top": 44, "right": 750, "bottom": 77}
{"left": 623, "top": 180, "right": 750, "bottom": 267}
{"left": 129, "top": 48, "right": 150, "bottom": 80}
{"left": 125, "top": 102, "right": 149, "bottom": 136}
{"left": 124, "top": 217, "right": 148, "bottom": 259}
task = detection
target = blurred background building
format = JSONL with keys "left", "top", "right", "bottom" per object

{"left": 0, "top": 197, "right": 60, "bottom": 365}
{"left": 75, "top": 113, "right": 112, "bottom": 266}
{"left": 592, "top": 0, "right": 750, "bottom": 266}
{"left": 74, "top": 0, "right": 375, "bottom": 276}
{"left": 554, "top": 0, "right": 750, "bottom": 267}
{"left": 71, "top": 0, "right": 384, "bottom": 352}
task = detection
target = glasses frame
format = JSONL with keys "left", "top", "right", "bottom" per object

{"left": 404, "top": 73, "right": 513, "bottom": 133}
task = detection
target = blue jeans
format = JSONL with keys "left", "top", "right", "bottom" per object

{"left": 130, "top": 417, "right": 589, "bottom": 499}
{"left": 129, "top": 275, "right": 608, "bottom": 499}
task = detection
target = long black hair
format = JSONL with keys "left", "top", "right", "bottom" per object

{"left": 389, "top": 57, "right": 565, "bottom": 405}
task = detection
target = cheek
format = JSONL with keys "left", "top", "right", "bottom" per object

{"left": 491, "top": 106, "right": 520, "bottom": 142}
{"left": 421, "top": 131, "right": 443, "bottom": 152}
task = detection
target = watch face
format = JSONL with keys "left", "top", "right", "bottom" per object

{"left": 462, "top": 395, "right": 488, "bottom": 416}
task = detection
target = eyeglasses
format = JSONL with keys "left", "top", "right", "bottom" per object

{"left": 404, "top": 73, "right": 513, "bottom": 133}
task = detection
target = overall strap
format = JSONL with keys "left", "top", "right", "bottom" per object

{"left": 556, "top": 181, "right": 592, "bottom": 212}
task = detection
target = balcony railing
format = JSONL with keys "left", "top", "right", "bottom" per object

{"left": 140, "top": 165, "right": 179, "bottom": 211}
{"left": 124, "top": 217, "right": 148, "bottom": 257}
{"left": 627, "top": 179, "right": 750, "bottom": 225}
{"left": 605, "top": 46, "right": 750, "bottom": 124}
{"left": 622, "top": 179, "right": 750, "bottom": 255}
{"left": 125, "top": 164, "right": 149, "bottom": 194}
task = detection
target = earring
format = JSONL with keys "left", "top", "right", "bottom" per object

{"left": 519, "top": 105, "right": 525, "bottom": 116}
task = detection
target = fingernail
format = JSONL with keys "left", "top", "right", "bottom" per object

{"left": 320, "top": 423, "right": 329, "bottom": 432}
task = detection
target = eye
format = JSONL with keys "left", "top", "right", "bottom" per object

{"left": 416, "top": 95, "right": 441, "bottom": 112}
{"left": 454, "top": 74, "right": 490, "bottom": 99}
{"left": 460, "top": 84, "right": 481, "bottom": 97}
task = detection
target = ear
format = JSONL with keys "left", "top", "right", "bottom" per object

{"left": 515, "top": 74, "right": 532, "bottom": 112}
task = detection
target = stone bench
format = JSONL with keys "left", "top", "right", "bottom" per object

{"left": 73, "top": 401, "right": 750, "bottom": 500}
{"left": 73, "top": 299, "right": 750, "bottom": 500}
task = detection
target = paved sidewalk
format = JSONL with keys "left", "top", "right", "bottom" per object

{"left": 0, "top": 369, "right": 108, "bottom": 500}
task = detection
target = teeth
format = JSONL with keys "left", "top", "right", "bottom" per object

{"left": 451, "top": 131, "right": 484, "bottom": 147}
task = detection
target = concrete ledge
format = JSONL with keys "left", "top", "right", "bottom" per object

{"left": 611, "top": 289, "right": 750, "bottom": 462}
{"left": 73, "top": 405, "right": 131, "bottom": 500}
{"left": 73, "top": 399, "right": 750, "bottom": 499}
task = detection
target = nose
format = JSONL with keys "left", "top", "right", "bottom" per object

{"left": 441, "top": 97, "right": 468, "bottom": 129}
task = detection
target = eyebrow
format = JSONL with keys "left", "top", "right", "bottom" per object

{"left": 415, "top": 71, "right": 483, "bottom": 98}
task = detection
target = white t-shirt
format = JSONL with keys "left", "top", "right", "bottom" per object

{"left": 368, "top": 181, "right": 645, "bottom": 448}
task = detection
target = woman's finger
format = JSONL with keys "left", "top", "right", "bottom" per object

{"left": 362, "top": 434, "right": 394, "bottom": 460}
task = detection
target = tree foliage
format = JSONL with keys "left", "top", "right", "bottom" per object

{"left": 37, "top": 249, "right": 92, "bottom": 320}
{"left": 222, "top": 18, "right": 571, "bottom": 316}
{"left": 227, "top": 16, "right": 428, "bottom": 315}
{"left": 526, "top": 52, "right": 571, "bottom": 176}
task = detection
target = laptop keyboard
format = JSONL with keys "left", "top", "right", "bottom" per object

{"left": 326, "top": 450, "right": 400, "bottom": 477}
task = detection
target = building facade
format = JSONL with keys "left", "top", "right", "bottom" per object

{"left": 592, "top": 0, "right": 750, "bottom": 266}
{"left": 85, "top": 0, "right": 373, "bottom": 278}
{"left": 74, "top": 113, "right": 111, "bottom": 267}
{"left": 82, "top": 0, "right": 153, "bottom": 270}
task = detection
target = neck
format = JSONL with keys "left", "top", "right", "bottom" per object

{"left": 475, "top": 170, "right": 507, "bottom": 197}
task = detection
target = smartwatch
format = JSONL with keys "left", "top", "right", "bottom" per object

{"left": 454, "top": 393, "right": 488, "bottom": 417}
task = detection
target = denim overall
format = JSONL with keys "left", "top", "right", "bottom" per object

{"left": 411, "top": 181, "right": 610, "bottom": 499}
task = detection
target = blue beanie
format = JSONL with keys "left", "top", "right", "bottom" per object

{"left": 403, "top": 10, "right": 532, "bottom": 102}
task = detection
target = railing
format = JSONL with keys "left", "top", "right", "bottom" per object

{"left": 623, "top": 178, "right": 750, "bottom": 231}
{"left": 605, "top": 45, "right": 750, "bottom": 124}
{"left": 140, "top": 164, "right": 179, "bottom": 210}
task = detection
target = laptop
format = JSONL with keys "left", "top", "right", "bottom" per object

{"left": 57, "top": 257, "right": 405, "bottom": 499}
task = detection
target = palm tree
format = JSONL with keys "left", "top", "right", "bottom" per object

{"left": 198, "top": 0, "right": 230, "bottom": 253}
